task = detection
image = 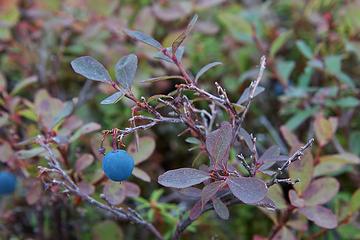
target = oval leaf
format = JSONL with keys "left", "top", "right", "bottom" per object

{"left": 213, "top": 197, "right": 229, "bottom": 220}
{"left": 115, "top": 54, "right": 138, "bottom": 89}
{"left": 158, "top": 168, "right": 210, "bottom": 188}
{"left": 299, "top": 206, "right": 337, "bottom": 229}
{"left": 103, "top": 182, "right": 126, "bottom": 205}
{"left": 100, "top": 91, "right": 125, "bottom": 105}
{"left": 206, "top": 122, "right": 232, "bottom": 167}
{"left": 71, "top": 56, "right": 111, "bottom": 83}
{"left": 237, "top": 86, "right": 265, "bottom": 105}
{"left": 132, "top": 167, "right": 151, "bottom": 182}
{"left": 75, "top": 154, "right": 94, "bottom": 173}
{"left": 302, "top": 177, "right": 339, "bottom": 206}
{"left": 227, "top": 176, "right": 268, "bottom": 204}
{"left": 128, "top": 136, "right": 156, "bottom": 164}
{"left": 201, "top": 181, "right": 225, "bottom": 207}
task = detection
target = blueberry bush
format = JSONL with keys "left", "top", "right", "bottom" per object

{"left": 1, "top": 1, "right": 360, "bottom": 239}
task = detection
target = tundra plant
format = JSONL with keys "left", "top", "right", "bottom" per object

{"left": 37, "top": 15, "right": 345, "bottom": 240}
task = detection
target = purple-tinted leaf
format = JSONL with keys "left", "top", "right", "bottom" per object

{"left": 152, "top": 2, "right": 192, "bottom": 22}
{"left": 123, "top": 181, "right": 140, "bottom": 198}
{"left": 258, "top": 146, "right": 280, "bottom": 164}
{"left": 195, "top": 62, "right": 222, "bottom": 82}
{"left": 115, "top": 54, "right": 138, "bottom": 90}
{"left": 189, "top": 200, "right": 202, "bottom": 220}
{"left": 201, "top": 181, "right": 225, "bottom": 207}
{"left": 100, "top": 90, "right": 125, "bottom": 105}
{"left": 237, "top": 86, "right": 265, "bottom": 105}
{"left": 239, "top": 128, "right": 254, "bottom": 150}
{"left": 103, "top": 182, "right": 126, "bottom": 205}
{"left": 179, "top": 187, "right": 201, "bottom": 199}
{"left": 71, "top": 56, "right": 111, "bottom": 83}
{"left": 252, "top": 196, "right": 276, "bottom": 210}
{"left": 128, "top": 136, "right": 156, "bottom": 164}
{"left": 302, "top": 177, "right": 339, "bottom": 206}
{"left": 158, "top": 168, "right": 210, "bottom": 188}
{"left": 124, "top": 29, "right": 162, "bottom": 50}
{"left": 206, "top": 122, "right": 233, "bottom": 167}
{"left": 299, "top": 206, "right": 337, "bottom": 229}
{"left": 172, "top": 14, "right": 198, "bottom": 55}
{"left": 78, "top": 181, "right": 95, "bottom": 195}
{"left": 25, "top": 179, "right": 42, "bottom": 205}
{"left": 227, "top": 176, "right": 268, "bottom": 204}
{"left": 288, "top": 189, "right": 305, "bottom": 208}
{"left": 132, "top": 167, "right": 151, "bottom": 182}
{"left": 75, "top": 154, "right": 94, "bottom": 173}
{"left": 213, "top": 197, "right": 229, "bottom": 220}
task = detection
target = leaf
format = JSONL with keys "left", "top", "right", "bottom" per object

{"left": 10, "top": 76, "right": 38, "bottom": 96}
{"left": 350, "top": 131, "right": 360, "bottom": 156}
{"left": 158, "top": 168, "right": 210, "bottom": 188}
{"left": 206, "top": 122, "right": 233, "bottom": 167}
{"left": 124, "top": 29, "right": 162, "bottom": 49}
{"left": 285, "top": 108, "right": 317, "bottom": 131}
{"left": 78, "top": 181, "right": 95, "bottom": 195}
{"left": 227, "top": 176, "right": 268, "bottom": 204}
{"left": 154, "top": 46, "right": 185, "bottom": 63}
{"left": 302, "top": 177, "right": 339, "bottom": 206}
{"left": 299, "top": 206, "right": 337, "bottom": 229}
{"left": 296, "top": 40, "right": 313, "bottom": 59}
{"left": 132, "top": 167, "right": 151, "bottom": 182}
{"left": 172, "top": 14, "right": 198, "bottom": 55}
{"left": 237, "top": 86, "right": 265, "bottom": 105}
{"left": 314, "top": 153, "right": 360, "bottom": 176}
{"left": 92, "top": 221, "right": 123, "bottom": 240}
{"left": 75, "top": 154, "right": 94, "bottom": 173}
{"left": 71, "top": 56, "right": 111, "bottom": 83}
{"left": 336, "top": 97, "right": 360, "bottom": 108}
{"left": 288, "top": 144, "right": 314, "bottom": 194}
{"left": 69, "top": 122, "right": 101, "bottom": 142}
{"left": 276, "top": 60, "right": 295, "bottom": 85}
{"left": 103, "top": 181, "right": 126, "bottom": 205}
{"left": 270, "top": 31, "right": 292, "bottom": 57}
{"left": 213, "top": 197, "right": 229, "bottom": 220}
{"left": 140, "top": 75, "right": 183, "bottom": 83}
{"left": 288, "top": 189, "right": 305, "bottom": 208}
{"left": 25, "top": 179, "right": 42, "bottom": 205}
{"left": 189, "top": 200, "right": 203, "bottom": 220}
{"left": 201, "top": 181, "right": 225, "bottom": 207}
{"left": 239, "top": 128, "right": 254, "bottom": 150}
{"left": 51, "top": 100, "right": 74, "bottom": 128}
{"left": 115, "top": 54, "right": 138, "bottom": 89}
{"left": 350, "top": 189, "right": 360, "bottom": 214}
{"left": 179, "top": 187, "right": 202, "bottom": 199}
{"left": 272, "top": 227, "right": 297, "bottom": 240}
{"left": 258, "top": 146, "right": 280, "bottom": 164}
{"left": 195, "top": 62, "right": 222, "bottom": 82}
{"left": 267, "top": 185, "right": 287, "bottom": 209}
{"left": 127, "top": 136, "right": 156, "bottom": 164}
{"left": 100, "top": 90, "right": 125, "bottom": 105}
{"left": 0, "top": 142, "right": 13, "bottom": 163}
{"left": 314, "top": 114, "right": 333, "bottom": 147}
{"left": 16, "top": 148, "right": 45, "bottom": 159}
{"left": 123, "top": 181, "right": 140, "bottom": 198}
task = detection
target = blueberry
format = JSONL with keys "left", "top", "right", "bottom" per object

{"left": 0, "top": 171, "right": 17, "bottom": 195}
{"left": 102, "top": 150, "right": 134, "bottom": 182}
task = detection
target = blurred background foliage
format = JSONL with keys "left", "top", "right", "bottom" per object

{"left": 0, "top": 0, "right": 360, "bottom": 239}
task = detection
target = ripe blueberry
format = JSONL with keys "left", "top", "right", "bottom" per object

{"left": 0, "top": 171, "right": 17, "bottom": 195}
{"left": 102, "top": 150, "right": 134, "bottom": 182}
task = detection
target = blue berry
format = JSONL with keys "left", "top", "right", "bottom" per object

{"left": 102, "top": 150, "right": 134, "bottom": 182}
{"left": 0, "top": 171, "right": 17, "bottom": 195}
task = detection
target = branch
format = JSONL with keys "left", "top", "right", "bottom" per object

{"left": 37, "top": 136, "right": 164, "bottom": 240}
{"left": 267, "top": 138, "right": 314, "bottom": 187}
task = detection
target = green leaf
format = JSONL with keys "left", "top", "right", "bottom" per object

{"left": 195, "top": 62, "right": 222, "bottom": 82}
{"left": 350, "top": 189, "right": 360, "bottom": 214}
{"left": 336, "top": 97, "right": 360, "bottom": 108}
{"left": 270, "top": 31, "right": 292, "bottom": 57}
{"left": 100, "top": 91, "right": 125, "bottom": 105}
{"left": 296, "top": 40, "right": 313, "bottom": 59}
{"left": 92, "top": 221, "right": 123, "bottom": 240}
{"left": 16, "top": 148, "right": 45, "bottom": 159}
{"left": 349, "top": 131, "right": 360, "bottom": 156}
{"left": 285, "top": 108, "right": 316, "bottom": 131}
{"left": 314, "top": 153, "right": 360, "bottom": 176}
{"left": 115, "top": 54, "right": 138, "bottom": 90}
{"left": 71, "top": 56, "right": 112, "bottom": 83}
{"left": 51, "top": 100, "right": 74, "bottom": 128}
{"left": 172, "top": 15, "right": 198, "bottom": 55}
{"left": 276, "top": 60, "right": 295, "bottom": 84}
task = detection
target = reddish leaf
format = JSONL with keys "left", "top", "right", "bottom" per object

{"left": 252, "top": 196, "right": 276, "bottom": 210}
{"left": 239, "top": 128, "right": 254, "bottom": 150}
{"left": 75, "top": 154, "right": 94, "bottom": 173}
{"left": 206, "top": 122, "right": 233, "bottom": 167}
{"left": 288, "top": 190, "right": 305, "bottom": 208}
{"left": 132, "top": 167, "right": 151, "bottom": 182}
{"left": 201, "top": 181, "right": 225, "bottom": 207}
{"left": 69, "top": 122, "right": 101, "bottom": 142}
{"left": 299, "top": 206, "right": 337, "bottom": 229}
{"left": 78, "top": 181, "right": 95, "bottom": 195}
{"left": 212, "top": 197, "right": 229, "bottom": 220}
{"left": 302, "top": 177, "right": 339, "bottom": 206}
{"left": 123, "top": 181, "right": 140, "bottom": 198}
{"left": 172, "top": 14, "right": 198, "bottom": 56}
{"left": 26, "top": 179, "right": 42, "bottom": 205}
{"left": 179, "top": 187, "right": 201, "bottom": 199}
{"left": 189, "top": 200, "right": 202, "bottom": 220}
{"left": 103, "top": 182, "right": 126, "bottom": 205}
{"left": 258, "top": 146, "right": 280, "bottom": 164}
{"left": 158, "top": 168, "right": 210, "bottom": 188}
{"left": 227, "top": 176, "right": 268, "bottom": 204}
{"left": 128, "top": 136, "right": 156, "bottom": 164}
